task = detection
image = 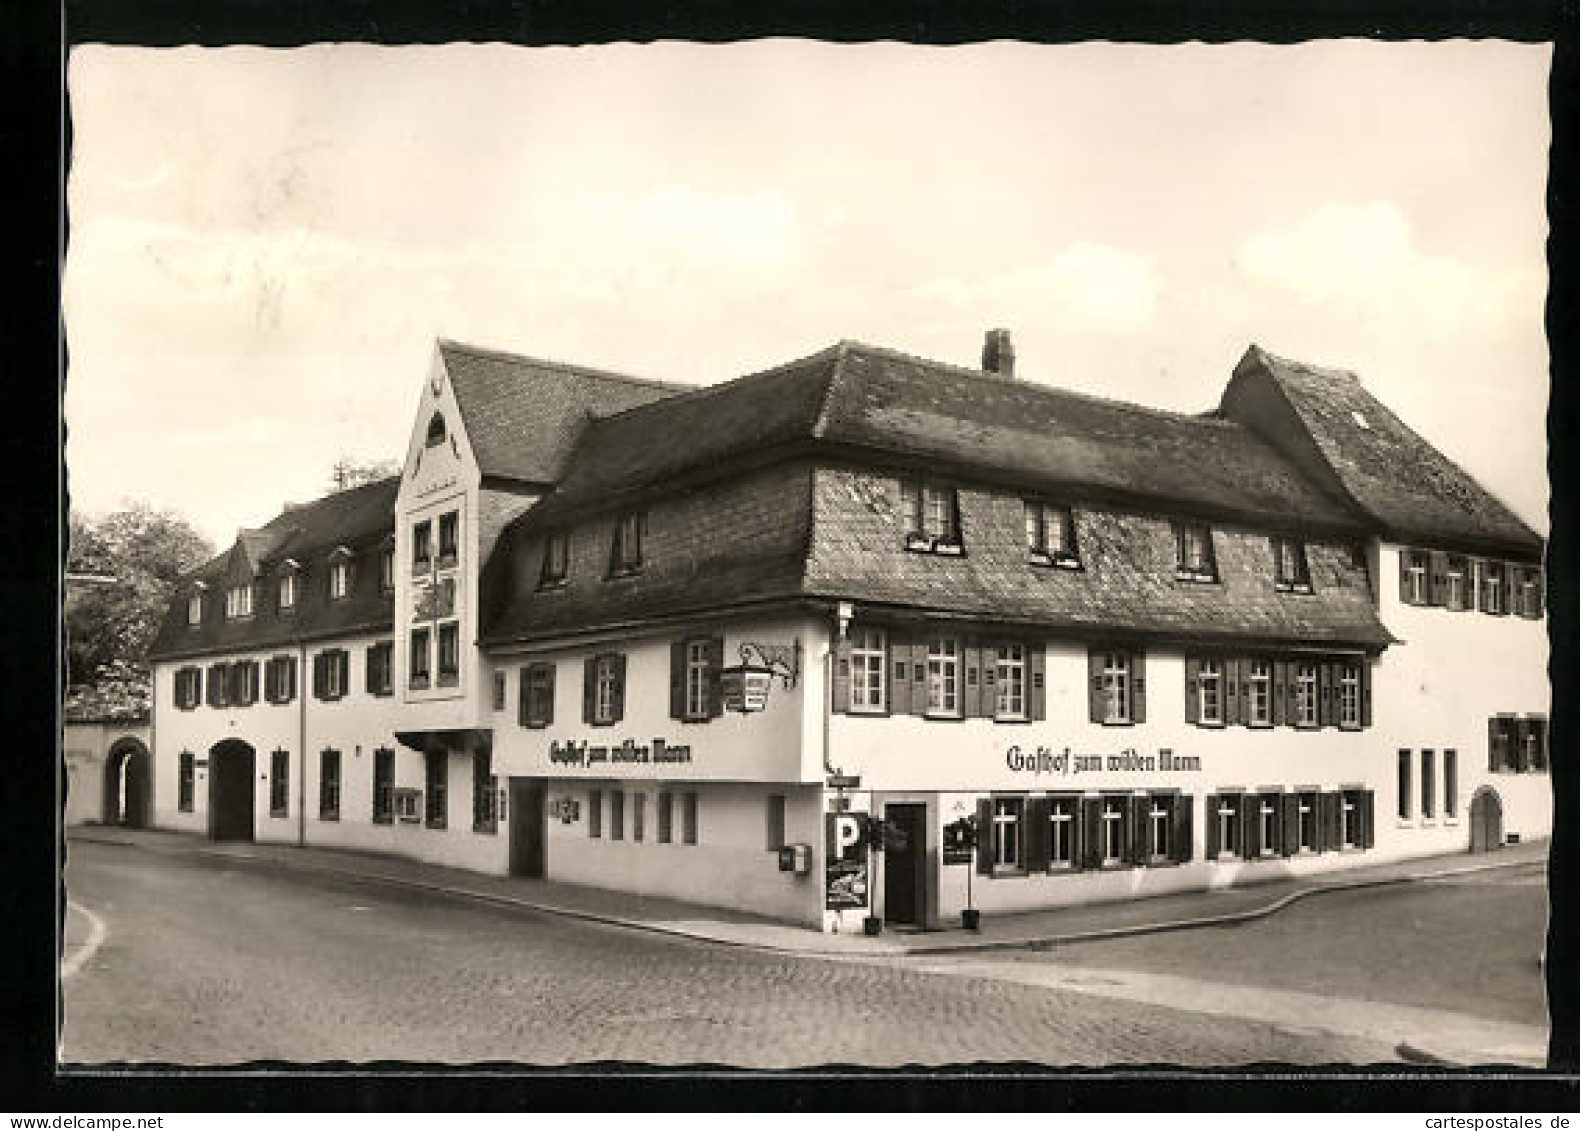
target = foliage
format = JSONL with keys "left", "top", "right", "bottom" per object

{"left": 66, "top": 503, "right": 214, "bottom": 718}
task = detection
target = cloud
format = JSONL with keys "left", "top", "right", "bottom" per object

{"left": 911, "top": 242, "right": 1160, "bottom": 334}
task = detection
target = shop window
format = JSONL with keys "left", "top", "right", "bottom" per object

{"left": 1174, "top": 523, "right": 1218, "bottom": 583}
{"left": 437, "top": 511, "right": 459, "bottom": 570}
{"left": 994, "top": 643, "right": 1027, "bottom": 721}
{"left": 1048, "top": 794, "right": 1078, "bottom": 870}
{"left": 585, "top": 653, "right": 626, "bottom": 726}
{"left": 372, "top": 747, "right": 394, "bottom": 825}
{"left": 656, "top": 791, "right": 672, "bottom": 844}
{"left": 925, "top": 637, "right": 962, "bottom": 718}
{"left": 588, "top": 789, "right": 602, "bottom": 839}
{"left": 848, "top": 628, "right": 887, "bottom": 713}
{"left": 539, "top": 533, "right": 568, "bottom": 588}
{"left": 366, "top": 642, "right": 393, "bottom": 697}
{"left": 991, "top": 796, "right": 1024, "bottom": 873}
{"left": 1272, "top": 537, "right": 1312, "bottom": 593}
{"left": 682, "top": 792, "right": 699, "bottom": 845}
{"left": 1397, "top": 750, "right": 1412, "bottom": 821}
{"left": 1025, "top": 501, "right": 1080, "bottom": 568}
{"left": 473, "top": 749, "right": 496, "bottom": 834}
{"left": 269, "top": 749, "right": 289, "bottom": 818}
{"left": 178, "top": 752, "right": 194, "bottom": 812}
{"left": 409, "top": 627, "right": 431, "bottom": 689}
{"left": 319, "top": 749, "right": 341, "bottom": 821}
{"left": 608, "top": 512, "right": 645, "bottom": 577}
{"left": 610, "top": 790, "right": 626, "bottom": 841}
{"left": 424, "top": 751, "right": 447, "bottom": 829}
{"left": 1400, "top": 549, "right": 1430, "bottom": 606}
{"left": 766, "top": 794, "right": 786, "bottom": 852}
{"left": 899, "top": 478, "right": 963, "bottom": 554}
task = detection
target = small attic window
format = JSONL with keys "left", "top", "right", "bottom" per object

{"left": 426, "top": 412, "right": 447, "bottom": 448}
{"left": 1351, "top": 410, "right": 1371, "bottom": 430}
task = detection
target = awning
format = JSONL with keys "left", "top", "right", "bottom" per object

{"left": 394, "top": 728, "right": 493, "bottom": 753}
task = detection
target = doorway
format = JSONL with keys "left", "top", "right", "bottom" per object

{"left": 883, "top": 803, "right": 928, "bottom": 927}
{"left": 509, "top": 778, "right": 546, "bottom": 878}
{"left": 102, "top": 738, "right": 151, "bottom": 827}
{"left": 209, "top": 740, "right": 256, "bottom": 842}
{"left": 1469, "top": 787, "right": 1504, "bottom": 853}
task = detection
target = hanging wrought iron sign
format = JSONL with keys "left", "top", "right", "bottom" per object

{"left": 720, "top": 641, "right": 801, "bottom": 713}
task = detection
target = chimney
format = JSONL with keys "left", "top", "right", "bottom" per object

{"left": 982, "top": 328, "right": 1015, "bottom": 378}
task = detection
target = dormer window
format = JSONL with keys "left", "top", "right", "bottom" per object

{"left": 412, "top": 520, "right": 432, "bottom": 573}
{"left": 900, "top": 478, "right": 963, "bottom": 555}
{"left": 437, "top": 511, "right": 459, "bottom": 570}
{"left": 224, "top": 584, "right": 254, "bottom": 620}
{"left": 278, "top": 572, "right": 298, "bottom": 610}
{"left": 186, "top": 588, "right": 205, "bottom": 627}
{"left": 1174, "top": 523, "right": 1218, "bottom": 583}
{"left": 539, "top": 533, "right": 569, "bottom": 588}
{"left": 1025, "top": 501, "right": 1079, "bottom": 568}
{"left": 609, "top": 512, "right": 644, "bottom": 577}
{"left": 380, "top": 546, "right": 395, "bottom": 594}
{"left": 329, "top": 548, "right": 353, "bottom": 601}
{"left": 425, "top": 411, "right": 446, "bottom": 448}
{"left": 1271, "top": 537, "right": 1312, "bottom": 593}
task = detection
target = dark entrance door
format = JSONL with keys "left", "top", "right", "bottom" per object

{"left": 883, "top": 803, "right": 927, "bottom": 927}
{"left": 509, "top": 778, "right": 546, "bottom": 878}
{"left": 1470, "top": 787, "right": 1503, "bottom": 853}
{"left": 102, "top": 740, "right": 151, "bottom": 827}
{"left": 209, "top": 740, "right": 256, "bottom": 842}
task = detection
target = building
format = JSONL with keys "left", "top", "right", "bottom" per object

{"left": 145, "top": 333, "right": 1549, "bottom": 932}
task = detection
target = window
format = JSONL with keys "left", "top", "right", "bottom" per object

{"left": 230, "top": 660, "right": 259, "bottom": 707}
{"left": 492, "top": 670, "right": 506, "bottom": 712}
{"left": 588, "top": 789, "right": 603, "bottom": 838}
{"left": 1145, "top": 794, "right": 1174, "bottom": 863}
{"left": 1339, "top": 790, "right": 1363, "bottom": 850}
{"left": 366, "top": 642, "right": 393, "bottom": 697}
{"left": 437, "top": 622, "right": 460, "bottom": 686}
{"left": 1482, "top": 560, "right": 1507, "bottom": 615}
{"left": 900, "top": 478, "right": 962, "bottom": 552}
{"left": 1338, "top": 662, "right": 1361, "bottom": 729}
{"left": 1446, "top": 555, "right": 1469, "bottom": 611}
{"left": 1421, "top": 749, "right": 1436, "bottom": 821}
{"left": 587, "top": 653, "right": 625, "bottom": 726}
{"left": 424, "top": 751, "right": 447, "bottom": 829}
{"left": 1523, "top": 718, "right": 1549, "bottom": 772}
{"left": 684, "top": 639, "right": 711, "bottom": 720}
{"left": 1444, "top": 750, "right": 1458, "bottom": 819}
{"left": 225, "top": 584, "right": 254, "bottom": 620}
{"left": 1296, "top": 791, "right": 1319, "bottom": 853}
{"left": 849, "top": 628, "right": 887, "bottom": 713}
{"left": 539, "top": 534, "right": 568, "bottom": 588}
{"left": 178, "top": 752, "right": 194, "bottom": 812}
{"left": 925, "top": 637, "right": 962, "bottom": 718}
{"left": 1293, "top": 662, "right": 1319, "bottom": 728}
{"left": 657, "top": 791, "right": 672, "bottom": 844}
{"left": 1257, "top": 794, "right": 1279, "bottom": 858}
{"left": 1489, "top": 716, "right": 1515, "bottom": 772}
{"left": 329, "top": 558, "right": 351, "bottom": 600}
{"left": 520, "top": 663, "right": 555, "bottom": 728}
{"left": 380, "top": 547, "right": 394, "bottom": 593}
{"left": 206, "top": 662, "right": 229, "bottom": 708}
{"left": 1402, "top": 550, "right": 1430, "bottom": 605}
{"left": 187, "top": 592, "right": 203, "bottom": 626}
{"left": 319, "top": 749, "right": 341, "bottom": 821}
{"left": 995, "top": 643, "right": 1027, "bottom": 720}
{"left": 1175, "top": 523, "right": 1217, "bottom": 582}
{"left": 372, "top": 747, "right": 395, "bottom": 824}
{"left": 1213, "top": 793, "right": 1242, "bottom": 859}
{"left": 682, "top": 792, "right": 699, "bottom": 845}
{"left": 438, "top": 511, "right": 459, "bottom": 569}
{"left": 409, "top": 627, "right": 431, "bottom": 689}
{"left": 1099, "top": 651, "right": 1131, "bottom": 725}
{"left": 1272, "top": 537, "right": 1312, "bottom": 592}
{"left": 1247, "top": 660, "right": 1272, "bottom": 727}
{"left": 633, "top": 792, "right": 646, "bottom": 843}
{"left": 425, "top": 411, "right": 446, "bottom": 447}
{"left": 278, "top": 572, "right": 297, "bottom": 610}
{"left": 1398, "top": 750, "right": 1412, "bottom": 820}
{"left": 314, "top": 649, "right": 350, "bottom": 701}
{"left": 174, "top": 666, "right": 202, "bottom": 710}
{"left": 766, "top": 794, "right": 786, "bottom": 852}
{"left": 269, "top": 749, "right": 289, "bottom": 818}
{"left": 1099, "top": 796, "right": 1129, "bottom": 866}
{"left": 609, "top": 512, "right": 645, "bottom": 576}
{"left": 264, "top": 655, "right": 296, "bottom": 704}
{"left": 610, "top": 790, "right": 626, "bottom": 841}
{"left": 1515, "top": 566, "right": 1545, "bottom": 619}
{"left": 991, "top": 797, "right": 1024, "bottom": 872}
{"left": 413, "top": 520, "right": 432, "bottom": 572}
{"left": 473, "top": 749, "right": 496, "bottom": 834}
{"left": 1197, "top": 658, "right": 1223, "bottom": 726}
{"left": 1048, "top": 795, "right": 1077, "bottom": 870}
{"left": 1025, "top": 502, "right": 1079, "bottom": 567}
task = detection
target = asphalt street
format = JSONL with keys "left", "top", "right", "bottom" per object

{"left": 60, "top": 838, "right": 1403, "bottom": 1067}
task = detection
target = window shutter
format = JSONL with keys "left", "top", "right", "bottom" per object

{"left": 1205, "top": 793, "right": 1219, "bottom": 859}
{"left": 831, "top": 637, "right": 852, "bottom": 715}
{"left": 172, "top": 672, "right": 183, "bottom": 709}
{"left": 1184, "top": 656, "right": 1200, "bottom": 725}
{"left": 1320, "top": 792, "right": 1340, "bottom": 852}
{"left": 311, "top": 654, "right": 324, "bottom": 700}
{"left": 1240, "top": 793, "right": 1259, "bottom": 860}
{"left": 668, "top": 642, "right": 686, "bottom": 720}
{"left": 1398, "top": 553, "right": 1413, "bottom": 604}
{"left": 338, "top": 651, "right": 350, "bottom": 697}
{"left": 910, "top": 641, "right": 927, "bottom": 706}
{"left": 1317, "top": 662, "right": 1335, "bottom": 728}
{"left": 1534, "top": 567, "right": 1547, "bottom": 619}
{"left": 1131, "top": 650, "right": 1147, "bottom": 724}
{"left": 1026, "top": 797, "right": 1051, "bottom": 872}
{"left": 1487, "top": 717, "right": 1500, "bottom": 772}
{"left": 226, "top": 663, "right": 240, "bottom": 705}
{"left": 1361, "top": 791, "right": 1376, "bottom": 849}
{"left": 365, "top": 646, "right": 377, "bottom": 694}
{"left": 975, "top": 799, "right": 994, "bottom": 876}
{"left": 1281, "top": 793, "right": 1301, "bottom": 856}
{"left": 1087, "top": 647, "right": 1104, "bottom": 722}
{"left": 706, "top": 637, "right": 725, "bottom": 719}
{"left": 1069, "top": 794, "right": 1085, "bottom": 872}
{"left": 286, "top": 656, "right": 297, "bottom": 701}
{"left": 248, "top": 661, "right": 260, "bottom": 705}
{"left": 1361, "top": 661, "right": 1373, "bottom": 728}
{"left": 1272, "top": 660, "right": 1289, "bottom": 726}
{"left": 889, "top": 632, "right": 912, "bottom": 715}
{"left": 1227, "top": 658, "right": 1245, "bottom": 726}
{"left": 962, "top": 643, "right": 983, "bottom": 718}
{"left": 583, "top": 657, "right": 597, "bottom": 724}
{"left": 1428, "top": 552, "right": 1448, "bottom": 606}
{"left": 1080, "top": 796, "right": 1103, "bottom": 870}
{"left": 1029, "top": 644, "right": 1047, "bottom": 722}
{"left": 518, "top": 666, "right": 531, "bottom": 726}
{"left": 611, "top": 654, "right": 627, "bottom": 723}
{"left": 541, "top": 665, "right": 555, "bottom": 726}
{"left": 1172, "top": 793, "right": 1193, "bottom": 863}
{"left": 1128, "top": 795, "right": 1148, "bottom": 865}
{"left": 1471, "top": 558, "right": 1486, "bottom": 611}
{"left": 1515, "top": 719, "right": 1532, "bottom": 772}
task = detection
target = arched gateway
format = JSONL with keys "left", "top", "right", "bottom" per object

{"left": 208, "top": 739, "right": 257, "bottom": 842}
{"left": 102, "top": 737, "right": 151, "bottom": 828}
{"left": 1469, "top": 786, "right": 1504, "bottom": 854}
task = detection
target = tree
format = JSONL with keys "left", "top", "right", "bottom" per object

{"left": 65, "top": 503, "right": 214, "bottom": 718}
{"left": 328, "top": 456, "right": 399, "bottom": 493}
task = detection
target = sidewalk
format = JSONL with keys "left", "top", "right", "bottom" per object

{"left": 68, "top": 825, "right": 1548, "bottom": 959}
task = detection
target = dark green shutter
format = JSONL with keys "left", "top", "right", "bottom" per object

{"left": 668, "top": 641, "right": 686, "bottom": 719}
{"left": 611, "top": 654, "right": 627, "bottom": 723}
{"left": 1320, "top": 792, "right": 1340, "bottom": 851}
{"left": 1029, "top": 644, "right": 1046, "bottom": 721}
{"left": 1184, "top": 656, "right": 1200, "bottom": 725}
{"left": 1172, "top": 793, "right": 1193, "bottom": 863}
{"left": 1131, "top": 650, "right": 1147, "bottom": 723}
{"left": 1281, "top": 794, "right": 1301, "bottom": 856}
{"left": 889, "top": 632, "right": 912, "bottom": 715}
{"left": 1088, "top": 648, "right": 1104, "bottom": 723}
{"left": 706, "top": 636, "right": 725, "bottom": 719}
{"left": 976, "top": 799, "right": 994, "bottom": 876}
{"left": 1026, "top": 797, "right": 1051, "bottom": 872}
{"left": 1129, "top": 794, "right": 1148, "bottom": 865}
{"left": 1069, "top": 795, "right": 1084, "bottom": 871}
{"left": 831, "top": 637, "right": 851, "bottom": 715}
{"left": 962, "top": 643, "right": 983, "bottom": 718}
{"left": 1273, "top": 660, "right": 1289, "bottom": 726}
{"left": 1240, "top": 793, "right": 1258, "bottom": 860}
{"left": 518, "top": 666, "right": 531, "bottom": 726}
{"left": 1226, "top": 658, "right": 1244, "bottom": 726}
{"left": 1361, "top": 791, "right": 1376, "bottom": 849}
{"left": 1081, "top": 796, "right": 1102, "bottom": 869}
{"left": 582, "top": 657, "right": 597, "bottom": 724}
{"left": 1205, "top": 794, "right": 1219, "bottom": 859}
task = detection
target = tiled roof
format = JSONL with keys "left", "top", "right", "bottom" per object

{"left": 148, "top": 476, "right": 400, "bottom": 661}
{"left": 1225, "top": 346, "right": 1542, "bottom": 559}
{"left": 439, "top": 340, "right": 687, "bottom": 485}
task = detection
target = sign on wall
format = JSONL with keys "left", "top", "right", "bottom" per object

{"left": 824, "top": 812, "right": 870, "bottom": 910}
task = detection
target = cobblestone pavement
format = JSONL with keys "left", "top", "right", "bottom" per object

{"left": 61, "top": 839, "right": 1394, "bottom": 1067}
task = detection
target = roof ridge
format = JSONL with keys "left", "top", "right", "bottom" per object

{"left": 1247, "top": 343, "right": 1363, "bottom": 384}
{"left": 581, "top": 342, "right": 847, "bottom": 427}
{"left": 437, "top": 337, "right": 691, "bottom": 393}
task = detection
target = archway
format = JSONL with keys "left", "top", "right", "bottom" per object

{"left": 209, "top": 739, "right": 257, "bottom": 842}
{"left": 1469, "top": 786, "right": 1504, "bottom": 854}
{"left": 102, "top": 737, "right": 151, "bottom": 828}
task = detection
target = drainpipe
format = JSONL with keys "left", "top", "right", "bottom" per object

{"left": 297, "top": 640, "right": 308, "bottom": 848}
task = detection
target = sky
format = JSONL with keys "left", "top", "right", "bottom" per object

{"left": 64, "top": 39, "right": 1552, "bottom": 550}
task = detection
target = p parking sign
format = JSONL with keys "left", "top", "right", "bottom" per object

{"left": 824, "top": 812, "right": 870, "bottom": 910}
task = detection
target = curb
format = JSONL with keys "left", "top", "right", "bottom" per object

{"left": 72, "top": 829, "right": 1546, "bottom": 960}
